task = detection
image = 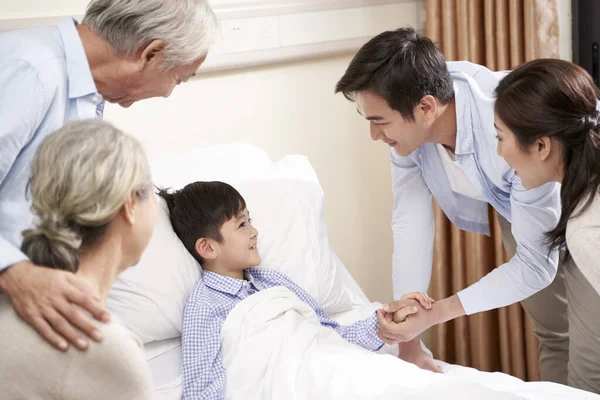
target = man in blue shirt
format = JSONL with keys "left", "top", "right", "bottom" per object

{"left": 335, "top": 28, "right": 566, "bottom": 383}
{"left": 0, "top": 0, "right": 217, "bottom": 352}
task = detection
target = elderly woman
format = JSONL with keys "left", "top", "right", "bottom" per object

{"left": 0, "top": 0, "right": 216, "bottom": 351}
{"left": 0, "top": 120, "right": 158, "bottom": 399}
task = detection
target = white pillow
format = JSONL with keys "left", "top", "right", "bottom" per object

{"left": 107, "top": 145, "right": 356, "bottom": 343}
{"left": 148, "top": 143, "right": 273, "bottom": 189}
{"left": 237, "top": 179, "right": 357, "bottom": 314}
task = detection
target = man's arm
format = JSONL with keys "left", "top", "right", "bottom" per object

{"left": 390, "top": 149, "right": 435, "bottom": 300}
{"left": 0, "top": 60, "right": 46, "bottom": 273}
{"left": 389, "top": 149, "right": 444, "bottom": 373}
{"left": 0, "top": 59, "right": 107, "bottom": 350}
{"left": 182, "top": 299, "right": 227, "bottom": 400}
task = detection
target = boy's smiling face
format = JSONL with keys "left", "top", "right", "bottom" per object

{"left": 214, "top": 209, "right": 261, "bottom": 273}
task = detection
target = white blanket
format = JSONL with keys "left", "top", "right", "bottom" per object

{"left": 220, "top": 287, "right": 598, "bottom": 400}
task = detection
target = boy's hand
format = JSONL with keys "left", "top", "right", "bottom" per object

{"left": 376, "top": 298, "right": 419, "bottom": 344}
{"left": 376, "top": 292, "right": 435, "bottom": 343}
{"left": 386, "top": 292, "right": 433, "bottom": 323}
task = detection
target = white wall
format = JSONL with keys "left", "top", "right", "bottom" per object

{"left": 0, "top": 0, "right": 85, "bottom": 18}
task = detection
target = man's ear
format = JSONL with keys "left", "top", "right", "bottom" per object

{"left": 195, "top": 237, "right": 218, "bottom": 260}
{"left": 411, "top": 95, "right": 437, "bottom": 124}
{"left": 418, "top": 95, "right": 437, "bottom": 120}
{"left": 139, "top": 39, "right": 167, "bottom": 70}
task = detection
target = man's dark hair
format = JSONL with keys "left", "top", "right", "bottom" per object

{"left": 158, "top": 181, "right": 247, "bottom": 265}
{"left": 335, "top": 27, "right": 453, "bottom": 121}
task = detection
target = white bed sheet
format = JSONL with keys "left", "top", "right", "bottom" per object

{"left": 144, "top": 260, "right": 380, "bottom": 399}
{"left": 144, "top": 301, "right": 598, "bottom": 400}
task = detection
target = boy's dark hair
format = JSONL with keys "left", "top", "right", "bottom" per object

{"left": 335, "top": 27, "right": 454, "bottom": 121}
{"left": 157, "top": 181, "right": 247, "bottom": 265}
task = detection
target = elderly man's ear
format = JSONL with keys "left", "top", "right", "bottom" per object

{"left": 140, "top": 40, "right": 167, "bottom": 69}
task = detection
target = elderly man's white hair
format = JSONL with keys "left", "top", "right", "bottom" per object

{"left": 83, "top": 0, "right": 217, "bottom": 69}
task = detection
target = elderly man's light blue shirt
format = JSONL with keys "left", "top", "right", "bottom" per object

{"left": 391, "top": 61, "right": 561, "bottom": 315}
{"left": 0, "top": 18, "right": 104, "bottom": 271}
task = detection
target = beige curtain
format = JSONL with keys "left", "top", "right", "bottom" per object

{"left": 425, "top": 0, "right": 559, "bottom": 381}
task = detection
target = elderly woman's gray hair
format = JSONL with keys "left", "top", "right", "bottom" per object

{"left": 21, "top": 120, "right": 152, "bottom": 272}
{"left": 82, "top": 0, "right": 218, "bottom": 69}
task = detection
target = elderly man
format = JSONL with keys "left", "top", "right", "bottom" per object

{"left": 0, "top": 0, "right": 217, "bottom": 352}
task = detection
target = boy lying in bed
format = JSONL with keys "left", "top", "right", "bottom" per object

{"left": 158, "top": 181, "right": 433, "bottom": 400}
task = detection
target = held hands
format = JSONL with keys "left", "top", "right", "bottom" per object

{"left": 376, "top": 292, "right": 434, "bottom": 344}
{"left": 392, "top": 292, "right": 433, "bottom": 323}
{"left": 0, "top": 261, "right": 110, "bottom": 351}
{"left": 375, "top": 292, "right": 442, "bottom": 373}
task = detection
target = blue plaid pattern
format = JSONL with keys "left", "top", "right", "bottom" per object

{"left": 182, "top": 268, "right": 384, "bottom": 400}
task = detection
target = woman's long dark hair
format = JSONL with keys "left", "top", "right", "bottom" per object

{"left": 495, "top": 59, "right": 600, "bottom": 256}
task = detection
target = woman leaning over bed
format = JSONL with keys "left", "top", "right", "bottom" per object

{"left": 0, "top": 120, "right": 158, "bottom": 399}
{"left": 494, "top": 59, "right": 600, "bottom": 393}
